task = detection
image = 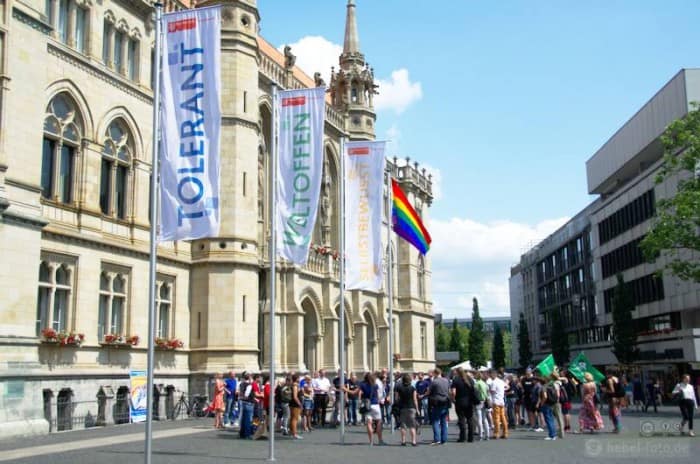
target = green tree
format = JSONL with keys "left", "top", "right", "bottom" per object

{"left": 550, "top": 308, "right": 569, "bottom": 366}
{"left": 492, "top": 324, "right": 506, "bottom": 369}
{"left": 435, "top": 321, "right": 450, "bottom": 352}
{"left": 640, "top": 103, "right": 700, "bottom": 283}
{"left": 518, "top": 312, "right": 533, "bottom": 369}
{"left": 448, "top": 318, "right": 469, "bottom": 361}
{"left": 468, "top": 297, "right": 486, "bottom": 368}
{"left": 611, "top": 274, "right": 640, "bottom": 365}
{"left": 502, "top": 329, "right": 513, "bottom": 367}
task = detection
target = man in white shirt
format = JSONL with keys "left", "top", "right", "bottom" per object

{"left": 312, "top": 369, "right": 332, "bottom": 427}
{"left": 489, "top": 370, "right": 508, "bottom": 439}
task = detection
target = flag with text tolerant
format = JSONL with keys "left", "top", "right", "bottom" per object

{"left": 275, "top": 87, "right": 326, "bottom": 264}
{"left": 159, "top": 6, "right": 221, "bottom": 241}
{"left": 344, "top": 141, "right": 386, "bottom": 290}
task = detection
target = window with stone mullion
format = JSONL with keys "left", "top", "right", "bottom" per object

{"left": 42, "top": 95, "right": 81, "bottom": 204}
{"left": 35, "top": 262, "right": 72, "bottom": 335}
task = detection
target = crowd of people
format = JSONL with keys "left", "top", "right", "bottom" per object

{"left": 205, "top": 366, "right": 699, "bottom": 445}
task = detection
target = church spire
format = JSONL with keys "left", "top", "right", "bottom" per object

{"left": 331, "top": 0, "right": 376, "bottom": 140}
{"left": 343, "top": 0, "right": 360, "bottom": 55}
{"left": 341, "top": 0, "right": 364, "bottom": 67}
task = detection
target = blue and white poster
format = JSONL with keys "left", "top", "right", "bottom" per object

{"left": 129, "top": 369, "right": 148, "bottom": 423}
{"left": 159, "top": 6, "right": 222, "bottom": 241}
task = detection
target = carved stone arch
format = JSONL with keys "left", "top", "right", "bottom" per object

{"left": 361, "top": 302, "right": 378, "bottom": 336}
{"left": 332, "top": 298, "right": 354, "bottom": 339}
{"left": 96, "top": 107, "right": 144, "bottom": 159}
{"left": 131, "top": 27, "right": 142, "bottom": 41}
{"left": 297, "top": 286, "right": 323, "bottom": 330}
{"left": 45, "top": 80, "right": 94, "bottom": 138}
{"left": 116, "top": 19, "right": 130, "bottom": 33}
{"left": 104, "top": 10, "right": 116, "bottom": 24}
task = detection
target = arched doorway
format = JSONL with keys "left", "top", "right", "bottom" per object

{"left": 301, "top": 298, "right": 320, "bottom": 372}
{"left": 56, "top": 388, "right": 73, "bottom": 431}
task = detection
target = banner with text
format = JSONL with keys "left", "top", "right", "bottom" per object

{"left": 129, "top": 369, "right": 147, "bottom": 423}
{"left": 344, "top": 141, "right": 386, "bottom": 290}
{"left": 159, "top": 6, "right": 221, "bottom": 241}
{"left": 276, "top": 87, "right": 326, "bottom": 264}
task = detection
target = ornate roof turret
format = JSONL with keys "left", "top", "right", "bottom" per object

{"left": 330, "top": 0, "right": 376, "bottom": 140}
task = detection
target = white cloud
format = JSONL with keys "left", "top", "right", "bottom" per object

{"left": 282, "top": 37, "right": 422, "bottom": 115}
{"left": 280, "top": 36, "right": 341, "bottom": 85}
{"left": 375, "top": 69, "right": 423, "bottom": 114}
{"left": 430, "top": 217, "right": 569, "bottom": 265}
{"left": 429, "top": 216, "right": 569, "bottom": 319}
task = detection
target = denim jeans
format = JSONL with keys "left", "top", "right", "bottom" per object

{"left": 431, "top": 405, "right": 449, "bottom": 443}
{"left": 540, "top": 404, "right": 556, "bottom": 438}
{"left": 224, "top": 396, "right": 237, "bottom": 425}
{"left": 420, "top": 397, "right": 430, "bottom": 424}
{"left": 239, "top": 401, "right": 255, "bottom": 438}
{"left": 347, "top": 398, "right": 358, "bottom": 424}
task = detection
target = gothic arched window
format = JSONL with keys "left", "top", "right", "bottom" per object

{"left": 42, "top": 94, "right": 83, "bottom": 203}
{"left": 100, "top": 119, "right": 133, "bottom": 219}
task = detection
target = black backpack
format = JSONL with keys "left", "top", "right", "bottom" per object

{"left": 613, "top": 379, "right": 626, "bottom": 398}
{"left": 544, "top": 384, "right": 558, "bottom": 405}
{"left": 280, "top": 385, "right": 292, "bottom": 403}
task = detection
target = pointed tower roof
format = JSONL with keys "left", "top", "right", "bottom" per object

{"left": 341, "top": 0, "right": 364, "bottom": 67}
{"left": 343, "top": 0, "right": 360, "bottom": 55}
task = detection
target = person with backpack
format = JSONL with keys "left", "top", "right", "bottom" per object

{"left": 549, "top": 371, "right": 565, "bottom": 439}
{"left": 606, "top": 370, "right": 624, "bottom": 433}
{"left": 238, "top": 372, "right": 260, "bottom": 439}
{"left": 395, "top": 372, "right": 419, "bottom": 446}
{"left": 539, "top": 376, "right": 558, "bottom": 440}
{"left": 277, "top": 376, "right": 293, "bottom": 435}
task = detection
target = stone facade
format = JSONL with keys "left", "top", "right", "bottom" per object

{"left": 0, "top": 0, "right": 435, "bottom": 439}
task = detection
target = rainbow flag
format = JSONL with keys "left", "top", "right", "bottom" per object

{"left": 391, "top": 179, "right": 432, "bottom": 254}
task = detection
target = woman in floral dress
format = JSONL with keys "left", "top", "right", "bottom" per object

{"left": 578, "top": 372, "right": 604, "bottom": 433}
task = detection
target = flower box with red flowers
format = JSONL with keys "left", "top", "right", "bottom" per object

{"left": 100, "top": 334, "right": 139, "bottom": 347}
{"left": 40, "top": 328, "right": 85, "bottom": 347}
{"left": 154, "top": 337, "right": 184, "bottom": 350}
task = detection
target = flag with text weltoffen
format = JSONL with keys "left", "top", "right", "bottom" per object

{"left": 344, "top": 141, "right": 386, "bottom": 290}
{"left": 276, "top": 87, "right": 326, "bottom": 264}
{"left": 159, "top": 6, "right": 221, "bottom": 242}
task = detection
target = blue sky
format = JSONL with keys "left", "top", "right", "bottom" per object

{"left": 258, "top": 0, "right": 700, "bottom": 318}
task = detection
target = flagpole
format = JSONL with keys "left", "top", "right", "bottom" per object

{"left": 339, "top": 136, "right": 346, "bottom": 445}
{"left": 145, "top": 3, "right": 162, "bottom": 464}
{"left": 268, "top": 84, "right": 278, "bottom": 462}
{"left": 386, "top": 164, "right": 395, "bottom": 434}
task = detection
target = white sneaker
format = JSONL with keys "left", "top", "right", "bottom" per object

{"left": 534, "top": 427, "right": 544, "bottom": 432}
{"left": 544, "top": 436, "right": 557, "bottom": 441}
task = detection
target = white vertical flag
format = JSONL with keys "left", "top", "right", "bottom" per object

{"left": 159, "top": 6, "right": 221, "bottom": 242}
{"left": 276, "top": 87, "right": 326, "bottom": 264}
{"left": 344, "top": 141, "right": 386, "bottom": 290}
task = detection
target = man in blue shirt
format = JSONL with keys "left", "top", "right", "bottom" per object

{"left": 415, "top": 372, "right": 431, "bottom": 425}
{"left": 224, "top": 371, "right": 238, "bottom": 427}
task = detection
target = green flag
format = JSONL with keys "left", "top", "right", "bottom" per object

{"left": 568, "top": 352, "right": 605, "bottom": 383}
{"left": 535, "top": 354, "right": 556, "bottom": 377}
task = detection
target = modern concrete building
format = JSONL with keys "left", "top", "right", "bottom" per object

{"left": 511, "top": 69, "right": 700, "bottom": 389}
{"left": 0, "top": 0, "right": 435, "bottom": 439}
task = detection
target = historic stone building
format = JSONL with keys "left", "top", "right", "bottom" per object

{"left": 0, "top": 0, "right": 435, "bottom": 439}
